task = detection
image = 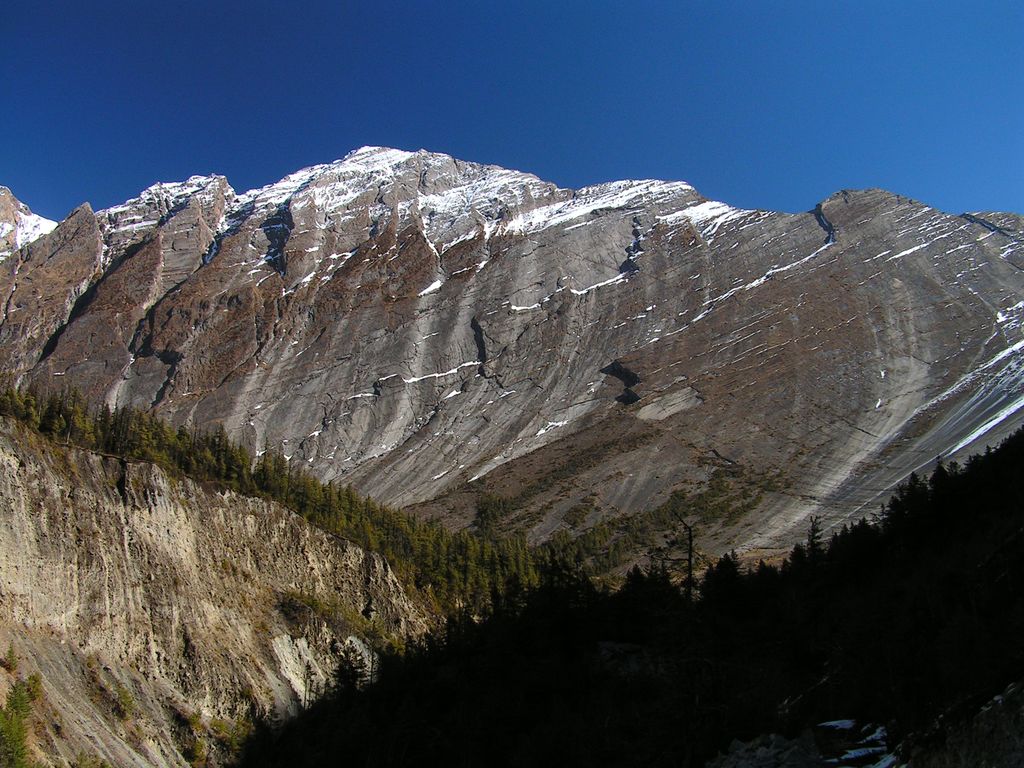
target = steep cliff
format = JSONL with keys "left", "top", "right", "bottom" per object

{"left": 2, "top": 148, "right": 1022, "bottom": 559}
{"left": 0, "top": 419, "right": 426, "bottom": 767}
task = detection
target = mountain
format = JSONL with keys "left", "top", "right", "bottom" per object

{"left": 0, "top": 417, "right": 426, "bottom": 766}
{"left": 2, "top": 147, "right": 1022, "bottom": 561}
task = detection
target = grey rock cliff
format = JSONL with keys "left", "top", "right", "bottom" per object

{"left": 2, "top": 149, "right": 1023, "bottom": 559}
{"left": 0, "top": 419, "right": 426, "bottom": 767}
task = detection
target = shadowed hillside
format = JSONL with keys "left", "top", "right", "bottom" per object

{"left": 238, "top": 428, "right": 1024, "bottom": 767}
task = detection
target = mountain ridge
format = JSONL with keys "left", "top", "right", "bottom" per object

{"left": 8, "top": 147, "right": 1020, "bottom": 255}
{"left": 2, "top": 147, "right": 1022, "bottom": 564}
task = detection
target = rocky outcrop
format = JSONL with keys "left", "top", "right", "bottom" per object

{"left": 2, "top": 149, "right": 1023, "bottom": 559}
{"left": 0, "top": 419, "right": 426, "bottom": 767}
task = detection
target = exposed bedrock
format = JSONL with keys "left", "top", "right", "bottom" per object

{"left": 0, "top": 419, "right": 426, "bottom": 766}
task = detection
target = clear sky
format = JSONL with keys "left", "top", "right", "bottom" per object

{"left": 3, "top": 0, "right": 1021, "bottom": 221}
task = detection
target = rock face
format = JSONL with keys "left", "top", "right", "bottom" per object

{"left": 2, "top": 148, "right": 1023, "bottom": 557}
{"left": 0, "top": 418, "right": 426, "bottom": 767}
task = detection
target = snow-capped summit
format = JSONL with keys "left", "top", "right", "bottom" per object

{"left": 0, "top": 186, "right": 57, "bottom": 261}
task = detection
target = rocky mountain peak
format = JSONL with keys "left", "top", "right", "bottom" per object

{"left": 0, "top": 186, "right": 57, "bottom": 261}
{"left": 96, "top": 174, "right": 235, "bottom": 252}
{"left": 227, "top": 145, "right": 569, "bottom": 248}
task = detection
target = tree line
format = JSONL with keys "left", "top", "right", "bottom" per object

{"left": 239, "top": 427, "right": 1024, "bottom": 766}
{"left": 0, "top": 386, "right": 536, "bottom": 613}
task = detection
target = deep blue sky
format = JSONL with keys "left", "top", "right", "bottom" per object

{"left": 3, "top": 1, "right": 1021, "bottom": 221}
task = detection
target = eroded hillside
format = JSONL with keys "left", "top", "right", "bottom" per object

{"left": 0, "top": 419, "right": 426, "bottom": 767}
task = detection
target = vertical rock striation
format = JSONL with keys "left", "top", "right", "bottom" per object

{"left": 0, "top": 419, "right": 426, "bottom": 767}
